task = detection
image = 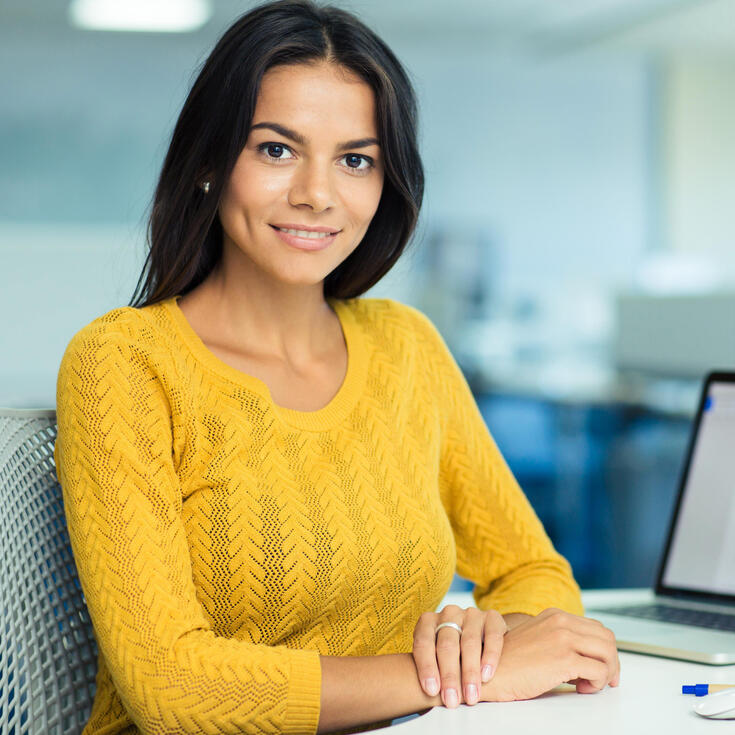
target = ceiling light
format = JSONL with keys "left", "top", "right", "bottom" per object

{"left": 68, "top": 0, "right": 212, "bottom": 33}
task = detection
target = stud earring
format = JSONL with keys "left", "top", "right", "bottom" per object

{"left": 200, "top": 181, "right": 211, "bottom": 194}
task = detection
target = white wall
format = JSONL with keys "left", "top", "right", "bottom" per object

{"left": 1, "top": 224, "right": 145, "bottom": 406}
{"left": 663, "top": 56, "right": 735, "bottom": 270}
{"left": 0, "top": 26, "right": 654, "bottom": 407}
{"left": 403, "top": 44, "right": 651, "bottom": 297}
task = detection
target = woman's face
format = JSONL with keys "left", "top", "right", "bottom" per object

{"left": 217, "top": 61, "right": 385, "bottom": 291}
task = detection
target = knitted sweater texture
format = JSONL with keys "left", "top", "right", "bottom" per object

{"left": 54, "top": 296, "right": 582, "bottom": 735}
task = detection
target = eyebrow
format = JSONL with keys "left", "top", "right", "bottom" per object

{"left": 249, "top": 122, "right": 380, "bottom": 151}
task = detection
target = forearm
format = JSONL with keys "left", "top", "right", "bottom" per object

{"left": 317, "top": 653, "right": 441, "bottom": 734}
{"left": 475, "top": 559, "right": 584, "bottom": 618}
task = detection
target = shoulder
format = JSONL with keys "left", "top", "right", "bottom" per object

{"left": 62, "top": 305, "right": 150, "bottom": 354}
{"left": 340, "top": 297, "right": 441, "bottom": 338}
{"left": 341, "top": 297, "right": 449, "bottom": 353}
{"left": 56, "top": 303, "right": 179, "bottom": 423}
{"left": 59, "top": 302, "right": 171, "bottom": 375}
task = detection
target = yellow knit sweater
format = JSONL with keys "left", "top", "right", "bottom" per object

{"left": 54, "top": 296, "right": 582, "bottom": 735}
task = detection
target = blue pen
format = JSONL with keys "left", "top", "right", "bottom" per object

{"left": 683, "top": 684, "right": 735, "bottom": 697}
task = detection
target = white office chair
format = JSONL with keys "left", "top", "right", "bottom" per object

{"left": 0, "top": 408, "right": 97, "bottom": 734}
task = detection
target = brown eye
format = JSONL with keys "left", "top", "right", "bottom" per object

{"left": 257, "top": 142, "right": 295, "bottom": 160}
{"left": 341, "top": 153, "right": 372, "bottom": 171}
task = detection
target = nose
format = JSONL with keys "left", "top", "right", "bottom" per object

{"left": 288, "top": 159, "right": 336, "bottom": 212}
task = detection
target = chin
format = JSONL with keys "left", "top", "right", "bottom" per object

{"left": 268, "top": 259, "right": 346, "bottom": 289}
{"left": 271, "top": 269, "right": 332, "bottom": 289}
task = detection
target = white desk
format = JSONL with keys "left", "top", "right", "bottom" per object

{"left": 388, "top": 590, "right": 735, "bottom": 734}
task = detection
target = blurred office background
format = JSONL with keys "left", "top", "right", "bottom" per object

{"left": 2, "top": 0, "right": 735, "bottom": 590}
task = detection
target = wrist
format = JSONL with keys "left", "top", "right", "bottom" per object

{"left": 480, "top": 671, "right": 514, "bottom": 703}
{"left": 405, "top": 652, "right": 444, "bottom": 708}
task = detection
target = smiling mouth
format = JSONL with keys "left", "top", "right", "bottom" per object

{"left": 271, "top": 225, "right": 340, "bottom": 239}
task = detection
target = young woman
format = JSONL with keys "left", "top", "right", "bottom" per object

{"left": 54, "top": 2, "right": 619, "bottom": 733}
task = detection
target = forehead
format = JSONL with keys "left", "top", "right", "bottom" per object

{"left": 253, "top": 62, "right": 378, "bottom": 137}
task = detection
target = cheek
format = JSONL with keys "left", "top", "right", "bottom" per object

{"left": 254, "top": 167, "right": 292, "bottom": 197}
{"left": 347, "top": 175, "right": 384, "bottom": 226}
{"left": 221, "top": 166, "right": 290, "bottom": 223}
{"left": 368, "top": 177, "right": 384, "bottom": 218}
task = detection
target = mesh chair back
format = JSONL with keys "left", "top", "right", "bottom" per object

{"left": 0, "top": 408, "right": 97, "bottom": 735}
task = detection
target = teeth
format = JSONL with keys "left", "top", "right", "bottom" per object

{"left": 276, "top": 227, "right": 335, "bottom": 239}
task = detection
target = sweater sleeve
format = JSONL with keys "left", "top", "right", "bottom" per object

{"left": 406, "top": 306, "right": 583, "bottom": 617}
{"left": 54, "top": 313, "right": 322, "bottom": 735}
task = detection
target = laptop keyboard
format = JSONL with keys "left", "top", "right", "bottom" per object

{"left": 600, "top": 604, "right": 735, "bottom": 632}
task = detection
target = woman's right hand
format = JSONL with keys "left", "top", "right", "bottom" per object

{"left": 480, "top": 607, "right": 620, "bottom": 702}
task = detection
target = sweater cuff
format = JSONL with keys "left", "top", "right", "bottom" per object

{"left": 475, "top": 589, "right": 585, "bottom": 618}
{"left": 284, "top": 649, "right": 322, "bottom": 734}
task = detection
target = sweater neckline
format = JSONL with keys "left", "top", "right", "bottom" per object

{"left": 161, "top": 295, "right": 367, "bottom": 431}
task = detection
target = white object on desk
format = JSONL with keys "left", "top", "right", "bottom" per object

{"left": 387, "top": 589, "right": 735, "bottom": 734}
{"left": 694, "top": 688, "right": 735, "bottom": 719}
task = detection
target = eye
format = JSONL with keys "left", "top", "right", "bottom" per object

{"left": 341, "top": 153, "right": 373, "bottom": 172}
{"left": 257, "top": 142, "right": 295, "bottom": 161}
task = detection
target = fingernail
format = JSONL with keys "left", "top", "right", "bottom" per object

{"left": 481, "top": 665, "right": 493, "bottom": 682}
{"left": 425, "top": 678, "right": 439, "bottom": 696}
{"left": 466, "top": 683, "right": 478, "bottom": 704}
{"left": 444, "top": 688, "right": 458, "bottom": 708}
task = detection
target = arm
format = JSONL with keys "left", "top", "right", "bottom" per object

{"left": 396, "top": 302, "right": 583, "bottom": 711}
{"left": 405, "top": 308, "right": 618, "bottom": 705}
{"left": 414, "top": 309, "right": 583, "bottom": 616}
{"left": 442, "top": 406, "right": 582, "bottom": 615}
{"left": 443, "top": 368, "right": 583, "bottom": 626}
{"left": 318, "top": 654, "right": 440, "bottom": 733}
{"left": 55, "top": 317, "right": 321, "bottom": 734}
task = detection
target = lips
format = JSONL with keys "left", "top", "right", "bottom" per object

{"left": 270, "top": 223, "right": 341, "bottom": 237}
{"left": 269, "top": 224, "right": 339, "bottom": 252}
{"left": 272, "top": 226, "right": 337, "bottom": 239}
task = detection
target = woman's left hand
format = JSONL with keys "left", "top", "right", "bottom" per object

{"left": 412, "top": 605, "right": 509, "bottom": 708}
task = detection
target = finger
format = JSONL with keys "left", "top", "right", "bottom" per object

{"left": 568, "top": 678, "right": 599, "bottom": 694}
{"left": 436, "top": 621, "right": 464, "bottom": 708}
{"left": 575, "top": 678, "right": 605, "bottom": 694}
{"left": 412, "top": 612, "right": 441, "bottom": 697}
{"left": 438, "top": 604, "right": 465, "bottom": 618}
{"left": 567, "top": 655, "right": 609, "bottom": 692}
{"left": 566, "top": 635, "right": 616, "bottom": 691}
{"left": 584, "top": 621, "right": 620, "bottom": 687}
{"left": 567, "top": 639, "right": 611, "bottom": 691}
{"left": 458, "top": 609, "right": 485, "bottom": 705}
{"left": 577, "top": 616, "right": 620, "bottom": 645}
{"left": 601, "top": 628, "right": 621, "bottom": 688}
{"left": 611, "top": 650, "right": 621, "bottom": 687}
{"left": 578, "top": 665, "right": 621, "bottom": 692}
{"left": 573, "top": 622, "right": 619, "bottom": 687}
{"left": 480, "top": 609, "right": 507, "bottom": 684}
{"left": 542, "top": 610, "right": 619, "bottom": 687}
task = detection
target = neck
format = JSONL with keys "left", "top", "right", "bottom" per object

{"left": 186, "top": 247, "right": 341, "bottom": 368}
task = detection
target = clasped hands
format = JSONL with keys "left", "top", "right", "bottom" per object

{"left": 412, "top": 605, "right": 620, "bottom": 708}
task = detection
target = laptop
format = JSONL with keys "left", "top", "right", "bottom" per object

{"left": 589, "top": 371, "right": 735, "bottom": 664}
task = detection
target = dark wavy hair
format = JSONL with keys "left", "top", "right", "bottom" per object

{"left": 130, "top": 0, "right": 424, "bottom": 307}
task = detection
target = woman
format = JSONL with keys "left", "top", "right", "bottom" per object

{"left": 54, "top": 1, "right": 619, "bottom": 733}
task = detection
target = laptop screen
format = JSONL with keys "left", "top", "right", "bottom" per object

{"left": 662, "top": 380, "right": 735, "bottom": 596}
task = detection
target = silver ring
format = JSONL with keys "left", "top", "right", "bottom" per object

{"left": 435, "top": 621, "right": 463, "bottom": 636}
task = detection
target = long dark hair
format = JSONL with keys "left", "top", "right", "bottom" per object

{"left": 130, "top": 0, "right": 424, "bottom": 307}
